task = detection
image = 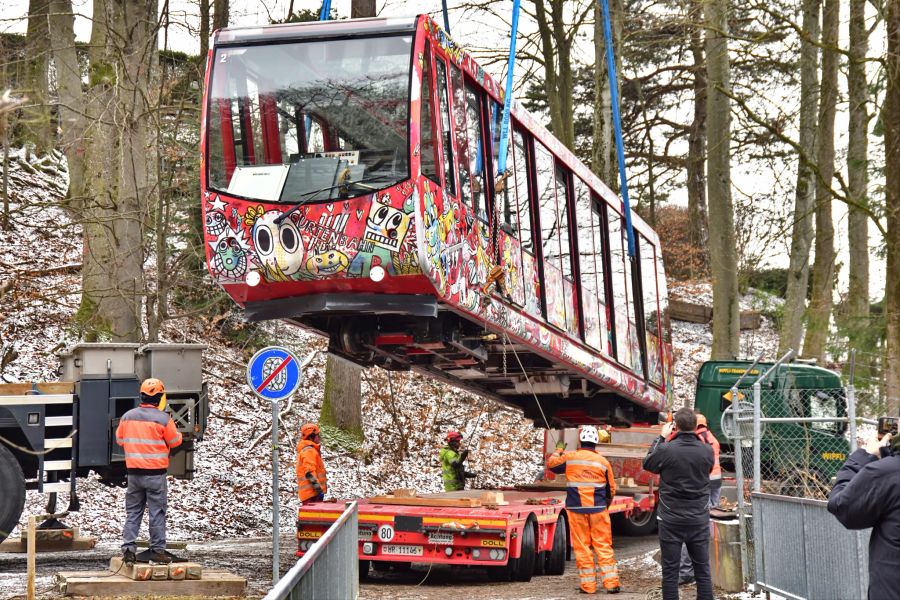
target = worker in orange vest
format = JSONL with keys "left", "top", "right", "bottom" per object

{"left": 547, "top": 425, "right": 620, "bottom": 594}
{"left": 678, "top": 411, "right": 722, "bottom": 584}
{"left": 296, "top": 423, "right": 327, "bottom": 503}
{"left": 116, "top": 378, "right": 183, "bottom": 565}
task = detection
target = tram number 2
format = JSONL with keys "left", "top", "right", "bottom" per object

{"left": 378, "top": 524, "right": 395, "bottom": 542}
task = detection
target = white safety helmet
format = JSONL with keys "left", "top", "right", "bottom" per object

{"left": 579, "top": 425, "right": 600, "bottom": 444}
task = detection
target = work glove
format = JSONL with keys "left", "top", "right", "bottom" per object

{"left": 460, "top": 449, "right": 469, "bottom": 462}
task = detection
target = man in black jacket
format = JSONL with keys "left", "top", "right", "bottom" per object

{"left": 828, "top": 430, "right": 900, "bottom": 600}
{"left": 642, "top": 407, "right": 714, "bottom": 600}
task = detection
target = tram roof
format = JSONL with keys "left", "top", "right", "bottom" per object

{"left": 213, "top": 16, "right": 417, "bottom": 46}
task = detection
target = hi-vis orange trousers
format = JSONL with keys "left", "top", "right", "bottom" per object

{"left": 569, "top": 510, "right": 619, "bottom": 593}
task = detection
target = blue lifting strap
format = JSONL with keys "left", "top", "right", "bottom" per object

{"left": 598, "top": 0, "right": 636, "bottom": 258}
{"left": 496, "top": 0, "right": 521, "bottom": 176}
{"left": 442, "top": 0, "right": 451, "bottom": 34}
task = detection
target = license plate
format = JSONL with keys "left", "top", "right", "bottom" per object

{"left": 427, "top": 532, "right": 454, "bottom": 545}
{"left": 382, "top": 544, "right": 424, "bottom": 556}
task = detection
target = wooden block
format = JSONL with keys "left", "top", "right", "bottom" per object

{"left": 479, "top": 491, "right": 508, "bottom": 505}
{"left": 58, "top": 569, "right": 246, "bottom": 597}
{"left": 165, "top": 562, "right": 201, "bottom": 581}
{"left": 0, "top": 382, "right": 75, "bottom": 395}
{"left": 393, "top": 488, "right": 417, "bottom": 498}
{"left": 22, "top": 528, "right": 75, "bottom": 542}
{"left": 151, "top": 564, "right": 169, "bottom": 580}
{"left": 186, "top": 563, "right": 203, "bottom": 580}
{"left": 370, "top": 495, "right": 482, "bottom": 508}
{"left": 740, "top": 311, "right": 762, "bottom": 330}
{"left": 135, "top": 539, "right": 188, "bottom": 550}
{"left": 109, "top": 557, "right": 153, "bottom": 581}
{"left": 0, "top": 536, "right": 96, "bottom": 553}
{"left": 670, "top": 299, "right": 713, "bottom": 324}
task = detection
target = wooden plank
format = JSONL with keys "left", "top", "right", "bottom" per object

{"left": 739, "top": 311, "right": 762, "bottom": 330}
{"left": 26, "top": 517, "right": 35, "bottom": 600}
{"left": 369, "top": 495, "right": 482, "bottom": 508}
{"left": 58, "top": 569, "right": 246, "bottom": 597}
{"left": 479, "top": 491, "right": 509, "bottom": 506}
{"left": 109, "top": 557, "right": 154, "bottom": 581}
{"left": 670, "top": 299, "right": 713, "bottom": 324}
{"left": 392, "top": 488, "right": 417, "bottom": 498}
{"left": 0, "top": 382, "right": 75, "bottom": 395}
{"left": 135, "top": 539, "right": 189, "bottom": 550}
{"left": 0, "top": 537, "right": 96, "bottom": 553}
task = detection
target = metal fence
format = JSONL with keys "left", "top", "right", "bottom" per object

{"left": 264, "top": 501, "right": 359, "bottom": 600}
{"left": 751, "top": 492, "right": 870, "bottom": 600}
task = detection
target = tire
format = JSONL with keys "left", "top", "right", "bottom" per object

{"left": 0, "top": 443, "right": 25, "bottom": 544}
{"left": 359, "top": 559, "right": 370, "bottom": 581}
{"left": 612, "top": 506, "right": 658, "bottom": 536}
{"left": 512, "top": 517, "right": 537, "bottom": 582}
{"left": 545, "top": 515, "right": 567, "bottom": 576}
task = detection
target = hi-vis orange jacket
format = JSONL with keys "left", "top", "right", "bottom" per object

{"left": 115, "top": 404, "right": 182, "bottom": 474}
{"left": 296, "top": 439, "right": 328, "bottom": 502}
{"left": 696, "top": 424, "right": 722, "bottom": 481}
{"left": 547, "top": 447, "right": 617, "bottom": 513}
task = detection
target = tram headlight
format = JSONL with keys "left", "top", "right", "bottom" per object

{"left": 362, "top": 542, "right": 375, "bottom": 555}
{"left": 369, "top": 265, "right": 386, "bottom": 283}
{"left": 246, "top": 270, "right": 262, "bottom": 287}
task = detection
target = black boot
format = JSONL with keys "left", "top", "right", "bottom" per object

{"left": 148, "top": 550, "right": 172, "bottom": 564}
{"left": 122, "top": 550, "right": 136, "bottom": 566}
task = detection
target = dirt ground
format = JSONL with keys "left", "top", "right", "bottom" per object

{"left": 0, "top": 534, "right": 737, "bottom": 599}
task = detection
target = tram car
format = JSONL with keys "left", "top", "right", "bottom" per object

{"left": 200, "top": 15, "right": 673, "bottom": 426}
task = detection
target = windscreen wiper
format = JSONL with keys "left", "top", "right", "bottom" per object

{"left": 275, "top": 174, "right": 395, "bottom": 224}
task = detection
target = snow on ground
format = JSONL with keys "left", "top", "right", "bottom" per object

{"left": 0, "top": 149, "right": 779, "bottom": 545}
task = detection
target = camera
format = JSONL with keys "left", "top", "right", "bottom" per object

{"left": 877, "top": 416, "right": 898, "bottom": 437}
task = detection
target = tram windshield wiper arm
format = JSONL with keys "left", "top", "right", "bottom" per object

{"left": 275, "top": 174, "right": 395, "bottom": 225}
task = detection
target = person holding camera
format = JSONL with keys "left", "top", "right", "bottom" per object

{"left": 642, "top": 407, "right": 714, "bottom": 600}
{"left": 827, "top": 428, "right": 900, "bottom": 600}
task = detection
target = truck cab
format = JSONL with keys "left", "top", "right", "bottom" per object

{"left": 694, "top": 360, "right": 848, "bottom": 496}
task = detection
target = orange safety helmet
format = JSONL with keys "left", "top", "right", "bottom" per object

{"left": 696, "top": 413, "right": 708, "bottom": 427}
{"left": 446, "top": 430, "right": 463, "bottom": 443}
{"left": 300, "top": 423, "right": 321, "bottom": 440}
{"left": 140, "top": 378, "right": 166, "bottom": 396}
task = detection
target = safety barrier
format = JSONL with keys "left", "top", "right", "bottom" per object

{"left": 263, "top": 501, "right": 359, "bottom": 600}
{"left": 751, "top": 492, "right": 869, "bottom": 600}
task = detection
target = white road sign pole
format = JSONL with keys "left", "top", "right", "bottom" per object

{"left": 272, "top": 397, "right": 280, "bottom": 585}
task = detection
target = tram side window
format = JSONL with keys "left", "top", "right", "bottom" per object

{"left": 434, "top": 59, "right": 456, "bottom": 197}
{"left": 513, "top": 129, "right": 532, "bottom": 253}
{"left": 420, "top": 43, "right": 440, "bottom": 185}
{"left": 536, "top": 142, "right": 567, "bottom": 331}
{"left": 449, "top": 65, "right": 472, "bottom": 206}
{"left": 608, "top": 209, "right": 640, "bottom": 372}
{"left": 464, "top": 84, "right": 488, "bottom": 221}
{"left": 575, "top": 178, "right": 606, "bottom": 351}
{"left": 490, "top": 101, "right": 517, "bottom": 235}
{"left": 639, "top": 235, "right": 663, "bottom": 386}
{"left": 554, "top": 164, "right": 578, "bottom": 336}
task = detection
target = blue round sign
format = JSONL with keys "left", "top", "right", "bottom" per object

{"left": 246, "top": 346, "right": 302, "bottom": 401}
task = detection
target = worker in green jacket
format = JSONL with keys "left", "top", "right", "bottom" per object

{"left": 439, "top": 430, "right": 475, "bottom": 491}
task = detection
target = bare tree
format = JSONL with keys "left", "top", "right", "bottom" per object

{"left": 779, "top": 0, "right": 820, "bottom": 356}
{"left": 704, "top": 0, "right": 740, "bottom": 359}
{"left": 200, "top": 0, "right": 210, "bottom": 61}
{"left": 212, "top": 0, "right": 228, "bottom": 31}
{"left": 590, "top": 0, "right": 620, "bottom": 188}
{"left": 804, "top": 0, "right": 839, "bottom": 361}
{"left": 351, "top": 0, "right": 376, "bottom": 18}
{"left": 885, "top": 0, "right": 900, "bottom": 414}
{"left": 686, "top": 0, "right": 708, "bottom": 269}
{"left": 22, "top": 0, "right": 51, "bottom": 155}
{"left": 844, "top": 0, "right": 870, "bottom": 346}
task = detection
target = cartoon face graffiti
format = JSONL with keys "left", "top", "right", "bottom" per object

{"left": 250, "top": 211, "right": 305, "bottom": 281}
{"left": 210, "top": 234, "right": 248, "bottom": 279}
{"left": 305, "top": 250, "right": 350, "bottom": 276}
{"left": 364, "top": 202, "right": 411, "bottom": 253}
{"left": 206, "top": 210, "right": 227, "bottom": 237}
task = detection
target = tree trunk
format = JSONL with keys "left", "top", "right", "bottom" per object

{"left": 49, "top": 0, "right": 87, "bottom": 209}
{"left": 884, "top": 0, "right": 900, "bottom": 415}
{"left": 320, "top": 354, "right": 364, "bottom": 444}
{"left": 212, "top": 0, "right": 228, "bottom": 30}
{"left": 844, "top": 0, "right": 870, "bottom": 348}
{"left": 350, "top": 0, "right": 376, "bottom": 18}
{"left": 77, "top": 0, "right": 158, "bottom": 342}
{"left": 704, "top": 0, "right": 740, "bottom": 360}
{"left": 23, "top": 0, "right": 51, "bottom": 155}
{"left": 686, "top": 0, "right": 708, "bottom": 270}
{"left": 591, "top": 0, "right": 620, "bottom": 190}
{"left": 779, "top": 0, "right": 820, "bottom": 357}
{"left": 804, "top": 0, "right": 839, "bottom": 362}
{"left": 200, "top": 0, "right": 210, "bottom": 61}
{"left": 532, "top": 0, "right": 575, "bottom": 151}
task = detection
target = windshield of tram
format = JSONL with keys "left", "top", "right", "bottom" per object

{"left": 207, "top": 34, "right": 412, "bottom": 203}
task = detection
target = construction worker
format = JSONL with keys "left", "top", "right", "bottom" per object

{"left": 547, "top": 425, "right": 620, "bottom": 594}
{"left": 439, "top": 430, "right": 475, "bottom": 491}
{"left": 116, "top": 378, "right": 183, "bottom": 565}
{"left": 678, "top": 412, "right": 722, "bottom": 585}
{"left": 296, "top": 423, "right": 327, "bottom": 503}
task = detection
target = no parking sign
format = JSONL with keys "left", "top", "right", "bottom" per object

{"left": 246, "top": 346, "right": 302, "bottom": 401}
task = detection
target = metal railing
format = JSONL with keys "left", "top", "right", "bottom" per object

{"left": 752, "top": 492, "right": 870, "bottom": 600}
{"left": 264, "top": 501, "right": 359, "bottom": 600}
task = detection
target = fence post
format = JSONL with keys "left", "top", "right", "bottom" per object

{"left": 732, "top": 385, "right": 750, "bottom": 585}
{"left": 847, "top": 385, "right": 857, "bottom": 453}
{"left": 753, "top": 381, "right": 761, "bottom": 492}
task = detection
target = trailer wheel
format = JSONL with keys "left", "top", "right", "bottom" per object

{"left": 545, "top": 515, "right": 567, "bottom": 576}
{"left": 359, "top": 559, "right": 370, "bottom": 581}
{"left": 0, "top": 443, "right": 25, "bottom": 544}
{"left": 512, "top": 516, "right": 537, "bottom": 582}
{"left": 612, "top": 506, "right": 658, "bottom": 536}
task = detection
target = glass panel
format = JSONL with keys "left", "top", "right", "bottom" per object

{"left": 575, "top": 179, "right": 601, "bottom": 349}
{"left": 555, "top": 165, "right": 573, "bottom": 281}
{"left": 434, "top": 59, "right": 456, "bottom": 197}
{"left": 490, "top": 102, "right": 517, "bottom": 235}
{"left": 592, "top": 200, "right": 609, "bottom": 352}
{"left": 449, "top": 64, "right": 471, "bottom": 207}
{"left": 622, "top": 229, "right": 641, "bottom": 373}
{"left": 640, "top": 235, "right": 662, "bottom": 385}
{"left": 464, "top": 84, "right": 487, "bottom": 221}
{"left": 208, "top": 35, "right": 412, "bottom": 202}
{"left": 420, "top": 43, "right": 439, "bottom": 184}
{"left": 513, "top": 129, "right": 532, "bottom": 253}
{"left": 535, "top": 142, "right": 558, "bottom": 272}
{"left": 608, "top": 209, "right": 630, "bottom": 366}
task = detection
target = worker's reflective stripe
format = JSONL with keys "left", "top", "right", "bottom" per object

{"left": 579, "top": 568, "right": 595, "bottom": 575}
{"left": 567, "top": 482, "right": 607, "bottom": 488}
{"left": 119, "top": 438, "right": 167, "bottom": 446}
{"left": 566, "top": 459, "right": 607, "bottom": 471}
{"left": 167, "top": 434, "right": 181, "bottom": 445}
{"left": 601, "top": 571, "right": 619, "bottom": 581}
{"left": 124, "top": 451, "right": 169, "bottom": 459}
